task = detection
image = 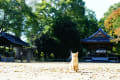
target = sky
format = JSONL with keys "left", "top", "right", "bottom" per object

{"left": 84, "top": 0, "right": 120, "bottom": 20}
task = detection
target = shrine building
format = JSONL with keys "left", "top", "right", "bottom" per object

{"left": 81, "top": 28, "right": 118, "bottom": 62}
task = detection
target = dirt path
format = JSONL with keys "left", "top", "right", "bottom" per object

{"left": 0, "top": 62, "right": 120, "bottom": 80}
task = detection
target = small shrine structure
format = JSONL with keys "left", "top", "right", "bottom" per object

{"left": 0, "top": 32, "right": 29, "bottom": 62}
{"left": 81, "top": 28, "right": 117, "bottom": 62}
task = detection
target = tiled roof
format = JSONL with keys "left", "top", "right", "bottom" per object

{"left": 81, "top": 28, "right": 113, "bottom": 42}
{"left": 0, "top": 32, "right": 29, "bottom": 46}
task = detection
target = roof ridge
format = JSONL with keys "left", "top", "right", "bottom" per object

{"left": 88, "top": 28, "right": 112, "bottom": 39}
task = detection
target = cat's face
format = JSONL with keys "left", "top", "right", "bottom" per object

{"left": 72, "top": 52, "right": 78, "bottom": 57}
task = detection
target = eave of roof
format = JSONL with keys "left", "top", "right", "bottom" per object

{"left": 0, "top": 32, "right": 29, "bottom": 47}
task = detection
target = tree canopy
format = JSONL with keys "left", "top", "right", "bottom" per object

{"left": 0, "top": 0, "right": 98, "bottom": 60}
{"left": 104, "top": 2, "right": 120, "bottom": 20}
{"left": 104, "top": 8, "right": 120, "bottom": 38}
{"left": 0, "top": 0, "right": 38, "bottom": 38}
{"left": 99, "top": 2, "right": 120, "bottom": 55}
{"left": 34, "top": 0, "right": 98, "bottom": 59}
{"left": 98, "top": 2, "right": 120, "bottom": 30}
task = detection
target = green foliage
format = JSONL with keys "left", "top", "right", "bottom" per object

{"left": 113, "top": 44, "right": 120, "bottom": 55}
{"left": 34, "top": 0, "right": 98, "bottom": 59}
{"left": 49, "top": 53, "right": 55, "bottom": 59}
{"left": 85, "top": 8, "right": 98, "bottom": 37}
{"left": 99, "top": 2, "right": 120, "bottom": 55}
{"left": 52, "top": 16, "right": 80, "bottom": 50}
{"left": 98, "top": 18, "right": 105, "bottom": 29}
{"left": 104, "top": 2, "right": 120, "bottom": 20}
{"left": 99, "top": 2, "right": 120, "bottom": 30}
{"left": 0, "top": 0, "right": 99, "bottom": 60}
{"left": 0, "top": 0, "right": 39, "bottom": 38}
{"left": 0, "top": 0, "right": 24, "bottom": 36}
{"left": 40, "top": 52, "right": 44, "bottom": 57}
{"left": 35, "top": 33, "right": 58, "bottom": 59}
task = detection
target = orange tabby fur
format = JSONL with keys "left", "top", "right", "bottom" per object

{"left": 70, "top": 52, "right": 79, "bottom": 72}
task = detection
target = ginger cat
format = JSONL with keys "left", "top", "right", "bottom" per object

{"left": 70, "top": 52, "right": 79, "bottom": 72}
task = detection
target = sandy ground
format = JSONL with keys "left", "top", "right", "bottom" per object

{"left": 0, "top": 62, "right": 120, "bottom": 80}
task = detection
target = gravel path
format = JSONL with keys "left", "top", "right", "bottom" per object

{"left": 0, "top": 62, "right": 120, "bottom": 80}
